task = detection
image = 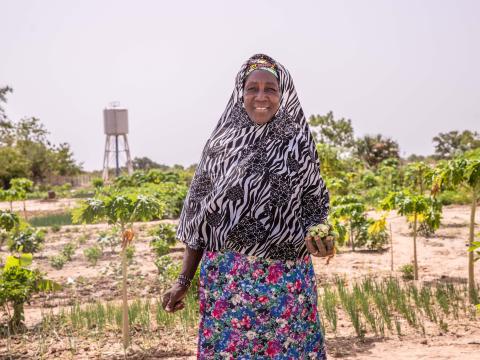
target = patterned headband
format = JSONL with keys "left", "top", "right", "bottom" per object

{"left": 245, "top": 58, "right": 279, "bottom": 79}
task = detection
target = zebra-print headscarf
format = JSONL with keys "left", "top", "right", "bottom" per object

{"left": 176, "top": 54, "right": 329, "bottom": 261}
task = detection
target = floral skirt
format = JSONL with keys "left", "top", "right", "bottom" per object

{"left": 198, "top": 250, "right": 327, "bottom": 359}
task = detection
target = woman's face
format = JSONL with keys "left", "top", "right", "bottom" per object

{"left": 243, "top": 70, "right": 281, "bottom": 125}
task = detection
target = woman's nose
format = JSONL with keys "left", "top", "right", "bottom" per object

{"left": 255, "top": 89, "right": 267, "bottom": 100}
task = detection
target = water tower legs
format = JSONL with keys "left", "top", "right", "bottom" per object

{"left": 102, "top": 134, "right": 133, "bottom": 182}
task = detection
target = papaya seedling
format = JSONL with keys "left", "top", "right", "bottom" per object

{"left": 72, "top": 190, "right": 163, "bottom": 353}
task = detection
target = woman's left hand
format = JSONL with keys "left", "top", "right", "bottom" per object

{"left": 305, "top": 234, "right": 335, "bottom": 258}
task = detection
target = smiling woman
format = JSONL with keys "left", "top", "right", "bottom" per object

{"left": 162, "top": 54, "right": 331, "bottom": 359}
{"left": 243, "top": 69, "right": 281, "bottom": 125}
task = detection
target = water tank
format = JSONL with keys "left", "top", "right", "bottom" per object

{"left": 103, "top": 108, "right": 129, "bottom": 135}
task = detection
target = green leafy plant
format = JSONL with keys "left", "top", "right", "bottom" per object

{"left": 366, "top": 215, "right": 389, "bottom": 250}
{"left": 8, "top": 228, "right": 45, "bottom": 254}
{"left": 0, "top": 210, "right": 20, "bottom": 232}
{"left": 49, "top": 254, "right": 67, "bottom": 270}
{"left": 97, "top": 227, "right": 120, "bottom": 253}
{"left": 61, "top": 242, "right": 77, "bottom": 261}
{"left": 0, "top": 254, "right": 60, "bottom": 332}
{"left": 381, "top": 190, "right": 431, "bottom": 280}
{"left": 83, "top": 245, "right": 103, "bottom": 266}
{"left": 9, "top": 178, "right": 33, "bottom": 219}
{"left": 92, "top": 177, "right": 104, "bottom": 188}
{"left": 72, "top": 190, "right": 163, "bottom": 352}
{"left": 149, "top": 223, "right": 177, "bottom": 246}
{"left": 399, "top": 264, "right": 414, "bottom": 280}
{"left": 150, "top": 237, "right": 171, "bottom": 258}
{"left": 331, "top": 195, "right": 369, "bottom": 251}
{"left": 433, "top": 157, "right": 480, "bottom": 302}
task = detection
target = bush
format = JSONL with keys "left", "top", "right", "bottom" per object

{"left": 437, "top": 189, "right": 470, "bottom": 205}
{"left": 366, "top": 217, "right": 389, "bottom": 250}
{"left": 61, "top": 242, "right": 77, "bottom": 261}
{"left": 97, "top": 228, "right": 119, "bottom": 253}
{"left": 8, "top": 229, "right": 45, "bottom": 254}
{"left": 49, "top": 255, "right": 67, "bottom": 270}
{"left": 0, "top": 265, "right": 42, "bottom": 331}
{"left": 149, "top": 223, "right": 177, "bottom": 246}
{"left": 92, "top": 178, "right": 104, "bottom": 188}
{"left": 83, "top": 245, "right": 103, "bottom": 266}
{"left": 150, "top": 237, "right": 170, "bottom": 258}
{"left": 399, "top": 264, "right": 414, "bottom": 280}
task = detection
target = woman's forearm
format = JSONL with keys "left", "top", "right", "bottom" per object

{"left": 181, "top": 245, "right": 204, "bottom": 279}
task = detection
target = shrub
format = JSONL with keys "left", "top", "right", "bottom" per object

{"left": 61, "top": 242, "right": 77, "bottom": 261}
{"left": 8, "top": 229, "right": 45, "bottom": 254}
{"left": 366, "top": 216, "right": 389, "bottom": 250}
{"left": 399, "top": 264, "right": 414, "bottom": 280}
{"left": 92, "top": 178, "right": 104, "bottom": 188}
{"left": 83, "top": 245, "right": 103, "bottom": 266}
{"left": 149, "top": 223, "right": 177, "bottom": 246}
{"left": 150, "top": 237, "right": 170, "bottom": 258}
{"left": 0, "top": 266, "right": 40, "bottom": 330}
{"left": 437, "top": 189, "right": 470, "bottom": 205}
{"left": 49, "top": 255, "right": 67, "bottom": 270}
{"left": 97, "top": 228, "right": 120, "bottom": 253}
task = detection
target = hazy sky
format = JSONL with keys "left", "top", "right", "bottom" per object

{"left": 1, "top": 0, "right": 479, "bottom": 170}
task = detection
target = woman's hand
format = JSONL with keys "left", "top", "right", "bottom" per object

{"left": 162, "top": 283, "right": 189, "bottom": 313}
{"left": 305, "top": 234, "right": 335, "bottom": 258}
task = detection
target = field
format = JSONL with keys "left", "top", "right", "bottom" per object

{"left": 0, "top": 199, "right": 479, "bottom": 359}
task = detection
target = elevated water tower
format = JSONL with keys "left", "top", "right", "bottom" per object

{"left": 102, "top": 103, "right": 133, "bottom": 181}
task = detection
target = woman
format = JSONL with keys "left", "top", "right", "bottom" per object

{"left": 162, "top": 54, "right": 332, "bottom": 359}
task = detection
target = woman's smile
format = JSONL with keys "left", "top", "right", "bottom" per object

{"left": 243, "top": 69, "right": 281, "bottom": 125}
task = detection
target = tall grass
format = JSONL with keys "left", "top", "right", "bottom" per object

{"left": 29, "top": 212, "right": 73, "bottom": 227}
{"left": 318, "top": 276, "right": 476, "bottom": 338}
{"left": 40, "top": 294, "right": 200, "bottom": 338}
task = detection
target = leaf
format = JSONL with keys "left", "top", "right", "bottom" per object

{"left": 468, "top": 241, "right": 480, "bottom": 252}
{"left": 5, "top": 253, "right": 32, "bottom": 270}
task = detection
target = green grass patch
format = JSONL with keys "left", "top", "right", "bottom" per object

{"left": 29, "top": 212, "right": 73, "bottom": 227}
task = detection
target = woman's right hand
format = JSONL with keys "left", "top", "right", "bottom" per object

{"left": 162, "top": 283, "right": 189, "bottom": 313}
{"left": 305, "top": 235, "right": 335, "bottom": 258}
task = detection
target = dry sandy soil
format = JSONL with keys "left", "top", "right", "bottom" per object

{"left": 0, "top": 200, "right": 479, "bottom": 359}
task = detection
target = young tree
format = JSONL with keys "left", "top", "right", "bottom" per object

{"left": 403, "top": 162, "right": 434, "bottom": 195}
{"left": 433, "top": 157, "right": 480, "bottom": 302}
{"left": 404, "top": 162, "right": 442, "bottom": 237}
{"left": 381, "top": 190, "right": 432, "bottom": 280}
{"left": 9, "top": 178, "right": 33, "bottom": 219}
{"left": 73, "top": 191, "right": 164, "bottom": 352}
